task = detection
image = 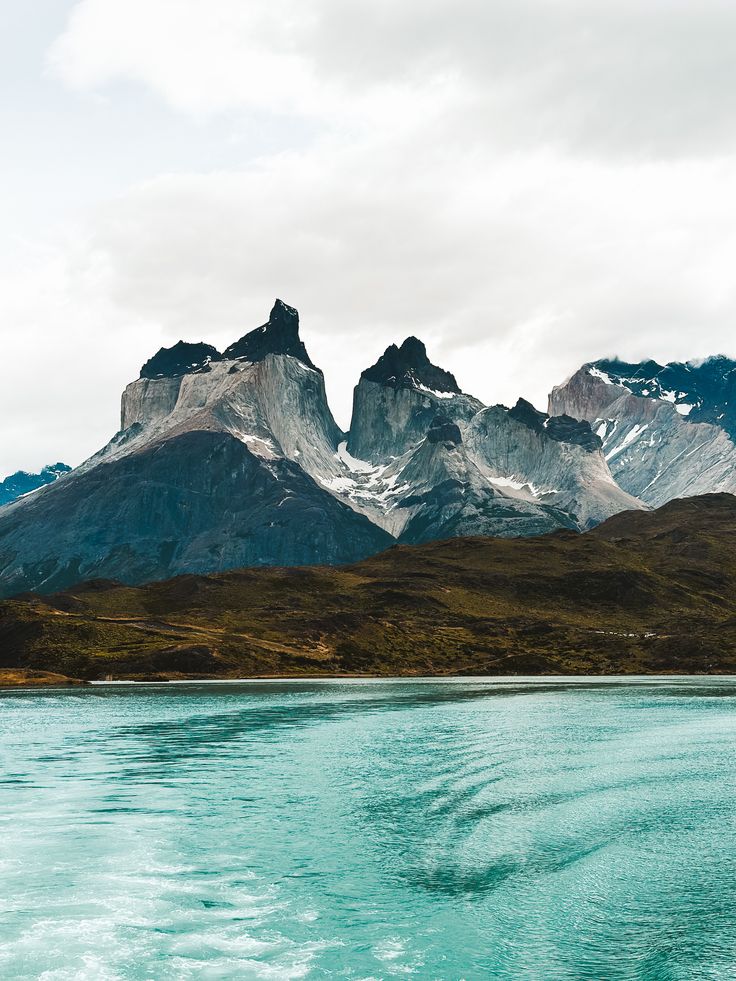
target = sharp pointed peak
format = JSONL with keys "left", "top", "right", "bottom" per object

{"left": 361, "top": 336, "right": 461, "bottom": 395}
{"left": 397, "top": 336, "right": 429, "bottom": 358}
{"left": 270, "top": 298, "right": 299, "bottom": 321}
{"left": 223, "top": 299, "right": 318, "bottom": 371}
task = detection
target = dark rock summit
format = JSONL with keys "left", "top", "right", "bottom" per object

{"left": 509, "top": 398, "right": 602, "bottom": 452}
{"left": 361, "top": 337, "right": 461, "bottom": 394}
{"left": 426, "top": 415, "right": 462, "bottom": 446}
{"left": 348, "top": 338, "right": 482, "bottom": 461}
{"left": 140, "top": 341, "right": 221, "bottom": 379}
{"left": 138, "top": 299, "right": 316, "bottom": 380}
{"left": 223, "top": 299, "right": 318, "bottom": 370}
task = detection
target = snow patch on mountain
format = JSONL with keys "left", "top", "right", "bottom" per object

{"left": 551, "top": 364, "right": 736, "bottom": 506}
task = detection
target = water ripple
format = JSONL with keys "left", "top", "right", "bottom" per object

{"left": 1, "top": 678, "right": 736, "bottom": 978}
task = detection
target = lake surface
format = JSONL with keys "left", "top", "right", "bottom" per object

{"left": 1, "top": 678, "right": 736, "bottom": 980}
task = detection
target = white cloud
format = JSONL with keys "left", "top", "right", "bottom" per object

{"left": 49, "top": 0, "right": 736, "bottom": 155}
{"left": 3, "top": 0, "right": 736, "bottom": 473}
{"left": 0, "top": 232, "right": 161, "bottom": 472}
{"left": 84, "top": 135, "right": 736, "bottom": 427}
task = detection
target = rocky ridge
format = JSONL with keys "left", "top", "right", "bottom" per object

{"left": 0, "top": 464, "right": 71, "bottom": 507}
{"left": 550, "top": 360, "right": 736, "bottom": 507}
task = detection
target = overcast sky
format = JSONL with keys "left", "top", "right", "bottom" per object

{"left": 3, "top": 0, "right": 736, "bottom": 472}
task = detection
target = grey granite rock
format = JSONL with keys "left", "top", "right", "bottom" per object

{"left": 549, "top": 365, "right": 736, "bottom": 507}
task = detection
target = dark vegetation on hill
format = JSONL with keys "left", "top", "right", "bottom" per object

{"left": 1, "top": 495, "right": 734, "bottom": 685}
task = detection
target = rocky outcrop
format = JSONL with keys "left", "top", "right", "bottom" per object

{"left": 223, "top": 299, "right": 317, "bottom": 369}
{"left": 508, "top": 398, "right": 602, "bottom": 451}
{"left": 426, "top": 415, "right": 462, "bottom": 446}
{"left": 348, "top": 338, "right": 483, "bottom": 462}
{"left": 549, "top": 364, "right": 736, "bottom": 507}
{"left": 0, "top": 464, "right": 71, "bottom": 507}
{"left": 140, "top": 341, "right": 221, "bottom": 379}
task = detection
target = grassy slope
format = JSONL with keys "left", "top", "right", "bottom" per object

{"left": 1, "top": 494, "right": 734, "bottom": 683}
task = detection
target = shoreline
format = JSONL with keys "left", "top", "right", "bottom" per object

{"left": 4, "top": 671, "right": 736, "bottom": 691}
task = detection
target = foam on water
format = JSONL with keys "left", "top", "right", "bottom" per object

{"left": 1, "top": 678, "right": 736, "bottom": 979}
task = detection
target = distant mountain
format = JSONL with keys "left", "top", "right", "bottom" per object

{"left": 584, "top": 356, "right": 736, "bottom": 437}
{"left": 0, "top": 464, "right": 71, "bottom": 507}
{"left": 3, "top": 494, "right": 735, "bottom": 682}
{"left": 549, "top": 358, "right": 736, "bottom": 506}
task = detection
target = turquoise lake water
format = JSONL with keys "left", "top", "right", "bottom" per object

{"left": 1, "top": 677, "right": 736, "bottom": 979}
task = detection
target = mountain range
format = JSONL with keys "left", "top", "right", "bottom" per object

{"left": 0, "top": 299, "right": 734, "bottom": 597}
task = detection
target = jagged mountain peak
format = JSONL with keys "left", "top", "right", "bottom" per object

{"left": 361, "top": 336, "right": 461, "bottom": 395}
{"left": 223, "top": 299, "right": 318, "bottom": 371}
{"left": 508, "top": 397, "right": 546, "bottom": 429}
{"left": 140, "top": 341, "right": 221, "bottom": 380}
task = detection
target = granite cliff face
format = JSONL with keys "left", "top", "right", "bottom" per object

{"left": 0, "top": 304, "right": 653, "bottom": 597}
{"left": 347, "top": 338, "right": 483, "bottom": 462}
{"left": 464, "top": 401, "right": 643, "bottom": 530}
{"left": 338, "top": 341, "right": 643, "bottom": 539}
{"left": 549, "top": 360, "right": 736, "bottom": 507}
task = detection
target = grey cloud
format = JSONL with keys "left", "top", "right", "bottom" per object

{"left": 4, "top": 0, "right": 736, "bottom": 473}
{"left": 83, "top": 129, "right": 736, "bottom": 432}
{"left": 310, "top": 0, "right": 736, "bottom": 157}
{"left": 52, "top": 0, "right": 736, "bottom": 158}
